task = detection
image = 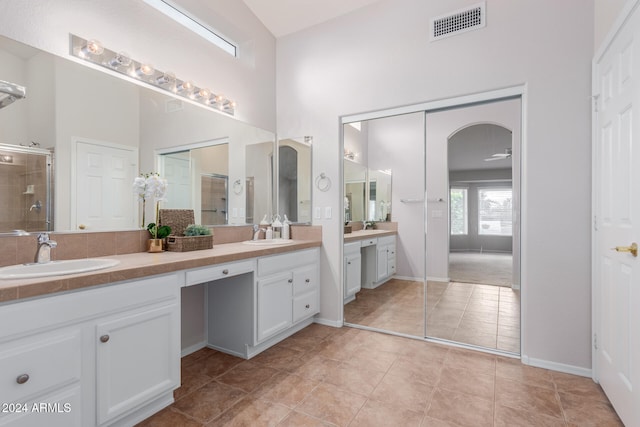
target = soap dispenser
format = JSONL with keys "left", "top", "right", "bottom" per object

{"left": 282, "top": 215, "right": 291, "bottom": 240}
{"left": 265, "top": 226, "right": 273, "bottom": 239}
{"left": 259, "top": 214, "right": 270, "bottom": 227}
{"left": 272, "top": 215, "right": 283, "bottom": 239}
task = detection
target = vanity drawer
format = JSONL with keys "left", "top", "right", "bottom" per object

{"left": 360, "top": 238, "right": 377, "bottom": 247}
{"left": 378, "top": 235, "right": 396, "bottom": 246}
{"left": 293, "top": 265, "right": 318, "bottom": 296}
{"left": 293, "top": 291, "right": 319, "bottom": 323}
{"left": 0, "top": 329, "right": 81, "bottom": 404}
{"left": 185, "top": 259, "right": 254, "bottom": 286}
{"left": 344, "top": 241, "right": 361, "bottom": 255}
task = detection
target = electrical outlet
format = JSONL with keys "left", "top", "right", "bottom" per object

{"left": 314, "top": 207, "right": 322, "bottom": 219}
{"left": 232, "top": 208, "right": 238, "bottom": 218}
{"left": 325, "top": 207, "right": 332, "bottom": 219}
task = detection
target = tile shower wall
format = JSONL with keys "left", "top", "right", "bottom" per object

{"left": 0, "top": 152, "right": 49, "bottom": 232}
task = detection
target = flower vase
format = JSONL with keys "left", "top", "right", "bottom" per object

{"left": 148, "top": 238, "right": 163, "bottom": 253}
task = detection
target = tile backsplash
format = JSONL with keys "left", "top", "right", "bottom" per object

{"left": 0, "top": 225, "right": 323, "bottom": 267}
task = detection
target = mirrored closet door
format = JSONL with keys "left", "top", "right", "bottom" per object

{"left": 342, "top": 97, "right": 521, "bottom": 355}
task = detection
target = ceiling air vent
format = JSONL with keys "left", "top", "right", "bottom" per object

{"left": 430, "top": 2, "right": 486, "bottom": 41}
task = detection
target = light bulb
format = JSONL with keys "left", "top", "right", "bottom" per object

{"left": 81, "top": 39, "right": 104, "bottom": 57}
{"left": 177, "top": 80, "right": 194, "bottom": 93}
{"left": 108, "top": 52, "right": 132, "bottom": 68}
{"left": 135, "top": 63, "right": 154, "bottom": 77}
{"left": 156, "top": 71, "right": 176, "bottom": 87}
{"left": 194, "top": 88, "right": 211, "bottom": 100}
{"left": 213, "top": 94, "right": 225, "bottom": 104}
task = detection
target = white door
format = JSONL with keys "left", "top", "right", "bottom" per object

{"left": 161, "top": 153, "right": 191, "bottom": 209}
{"left": 75, "top": 140, "right": 138, "bottom": 230}
{"left": 594, "top": 3, "right": 640, "bottom": 426}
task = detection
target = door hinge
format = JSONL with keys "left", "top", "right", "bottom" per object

{"left": 592, "top": 95, "right": 599, "bottom": 113}
{"left": 594, "top": 333, "right": 598, "bottom": 350}
{"left": 593, "top": 215, "right": 598, "bottom": 231}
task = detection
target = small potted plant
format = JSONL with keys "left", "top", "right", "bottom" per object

{"left": 184, "top": 224, "right": 212, "bottom": 237}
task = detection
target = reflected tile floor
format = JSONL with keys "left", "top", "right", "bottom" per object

{"left": 344, "top": 279, "right": 520, "bottom": 353}
{"left": 136, "top": 325, "right": 622, "bottom": 426}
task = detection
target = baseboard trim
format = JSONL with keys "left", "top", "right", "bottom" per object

{"left": 393, "top": 275, "right": 424, "bottom": 282}
{"left": 314, "top": 317, "right": 342, "bottom": 328}
{"left": 522, "top": 355, "right": 592, "bottom": 377}
{"left": 426, "top": 276, "right": 450, "bottom": 283}
{"left": 181, "top": 341, "right": 207, "bottom": 358}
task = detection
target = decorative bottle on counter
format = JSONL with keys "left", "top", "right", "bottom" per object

{"left": 282, "top": 215, "right": 291, "bottom": 239}
{"left": 265, "top": 226, "right": 273, "bottom": 239}
{"left": 272, "top": 215, "right": 282, "bottom": 239}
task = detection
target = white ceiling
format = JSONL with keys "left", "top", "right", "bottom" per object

{"left": 241, "top": 0, "right": 384, "bottom": 38}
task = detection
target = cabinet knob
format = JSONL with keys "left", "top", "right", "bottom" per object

{"left": 347, "top": 261, "right": 351, "bottom": 265}
{"left": 222, "top": 269, "right": 229, "bottom": 275}
{"left": 288, "top": 278, "right": 293, "bottom": 283}
{"left": 305, "top": 304, "right": 310, "bottom": 309}
{"left": 100, "top": 334, "right": 110, "bottom": 343}
{"left": 305, "top": 278, "right": 310, "bottom": 283}
{"left": 16, "top": 374, "right": 29, "bottom": 384}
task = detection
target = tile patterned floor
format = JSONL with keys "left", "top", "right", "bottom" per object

{"left": 136, "top": 324, "right": 622, "bottom": 427}
{"left": 344, "top": 279, "right": 520, "bottom": 353}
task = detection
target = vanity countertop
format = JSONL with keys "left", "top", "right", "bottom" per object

{"left": 344, "top": 229, "right": 397, "bottom": 243}
{"left": 0, "top": 239, "right": 321, "bottom": 304}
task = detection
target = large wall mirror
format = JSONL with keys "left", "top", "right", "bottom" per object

{"left": 343, "top": 122, "right": 393, "bottom": 223}
{"left": 0, "top": 34, "right": 312, "bottom": 233}
{"left": 277, "top": 137, "right": 312, "bottom": 223}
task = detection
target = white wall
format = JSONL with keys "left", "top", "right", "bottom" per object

{"left": 0, "top": 0, "right": 276, "bottom": 131}
{"left": 368, "top": 113, "right": 425, "bottom": 280}
{"left": 594, "top": 0, "right": 628, "bottom": 50}
{"left": 277, "top": 0, "right": 593, "bottom": 369}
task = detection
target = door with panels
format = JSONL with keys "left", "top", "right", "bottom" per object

{"left": 593, "top": 2, "right": 640, "bottom": 426}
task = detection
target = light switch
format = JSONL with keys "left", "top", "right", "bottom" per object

{"left": 232, "top": 208, "right": 238, "bottom": 218}
{"left": 239, "top": 208, "right": 245, "bottom": 217}
{"left": 325, "top": 207, "right": 332, "bottom": 219}
{"left": 314, "top": 207, "right": 322, "bottom": 219}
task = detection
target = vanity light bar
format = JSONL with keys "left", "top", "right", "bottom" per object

{"left": 69, "top": 34, "right": 236, "bottom": 116}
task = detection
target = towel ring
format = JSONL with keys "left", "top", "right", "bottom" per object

{"left": 233, "top": 179, "right": 243, "bottom": 195}
{"left": 315, "top": 173, "right": 331, "bottom": 192}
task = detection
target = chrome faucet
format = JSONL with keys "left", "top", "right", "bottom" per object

{"left": 34, "top": 233, "right": 57, "bottom": 263}
{"left": 252, "top": 224, "right": 265, "bottom": 240}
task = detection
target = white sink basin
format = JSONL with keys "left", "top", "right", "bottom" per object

{"left": 0, "top": 258, "right": 120, "bottom": 280}
{"left": 242, "top": 239, "right": 295, "bottom": 246}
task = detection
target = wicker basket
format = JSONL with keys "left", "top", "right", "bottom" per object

{"left": 159, "top": 209, "right": 214, "bottom": 252}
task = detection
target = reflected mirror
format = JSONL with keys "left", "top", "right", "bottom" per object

{"left": 0, "top": 35, "right": 276, "bottom": 232}
{"left": 277, "top": 137, "right": 312, "bottom": 223}
{"left": 344, "top": 160, "right": 366, "bottom": 223}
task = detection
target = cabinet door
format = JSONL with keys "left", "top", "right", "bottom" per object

{"left": 344, "top": 253, "right": 362, "bottom": 298}
{"left": 0, "top": 385, "right": 82, "bottom": 427}
{"left": 257, "top": 273, "right": 293, "bottom": 342}
{"left": 96, "top": 304, "right": 179, "bottom": 425}
{"left": 376, "top": 246, "right": 389, "bottom": 281}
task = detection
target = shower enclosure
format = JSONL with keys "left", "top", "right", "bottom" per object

{"left": 0, "top": 143, "right": 53, "bottom": 232}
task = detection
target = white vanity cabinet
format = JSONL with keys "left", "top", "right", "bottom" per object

{"left": 344, "top": 242, "right": 362, "bottom": 302}
{"left": 257, "top": 248, "right": 319, "bottom": 343}
{"left": 0, "top": 273, "right": 181, "bottom": 427}
{"left": 376, "top": 235, "right": 396, "bottom": 282}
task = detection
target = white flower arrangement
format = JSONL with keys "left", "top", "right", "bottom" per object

{"left": 133, "top": 173, "right": 169, "bottom": 238}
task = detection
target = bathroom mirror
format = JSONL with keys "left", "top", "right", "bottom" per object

{"left": 0, "top": 34, "right": 276, "bottom": 232}
{"left": 245, "top": 140, "right": 275, "bottom": 225}
{"left": 344, "top": 160, "right": 366, "bottom": 222}
{"left": 277, "top": 136, "right": 312, "bottom": 224}
{"left": 367, "top": 169, "right": 392, "bottom": 221}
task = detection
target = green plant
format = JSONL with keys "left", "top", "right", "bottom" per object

{"left": 147, "top": 223, "right": 172, "bottom": 239}
{"left": 184, "top": 224, "right": 212, "bottom": 236}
